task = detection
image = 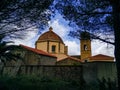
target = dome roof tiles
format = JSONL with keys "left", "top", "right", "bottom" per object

{"left": 37, "top": 27, "right": 64, "bottom": 44}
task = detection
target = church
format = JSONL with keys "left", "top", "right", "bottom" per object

{"left": 8, "top": 27, "right": 114, "bottom": 66}
{"left": 3, "top": 27, "right": 117, "bottom": 87}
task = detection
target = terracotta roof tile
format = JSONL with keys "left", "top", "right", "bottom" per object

{"left": 37, "top": 27, "right": 64, "bottom": 44}
{"left": 89, "top": 54, "right": 114, "bottom": 60}
{"left": 58, "top": 56, "right": 81, "bottom": 62}
{"left": 20, "top": 44, "right": 57, "bottom": 58}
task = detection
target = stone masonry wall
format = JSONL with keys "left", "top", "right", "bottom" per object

{"left": 3, "top": 62, "right": 117, "bottom": 83}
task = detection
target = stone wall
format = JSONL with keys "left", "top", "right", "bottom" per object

{"left": 82, "top": 62, "right": 117, "bottom": 84}
{"left": 2, "top": 62, "right": 117, "bottom": 83}
{"left": 3, "top": 65, "right": 82, "bottom": 81}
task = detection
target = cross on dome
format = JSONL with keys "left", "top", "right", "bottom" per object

{"left": 49, "top": 27, "right": 53, "bottom": 31}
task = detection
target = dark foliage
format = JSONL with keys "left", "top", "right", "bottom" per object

{"left": 55, "top": 0, "right": 114, "bottom": 44}
{"left": 0, "top": 0, "right": 53, "bottom": 39}
{"left": 0, "top": 35, "right": 22, "bottom": 64}
{"left": 0, "top": 75, "right": 117, "bottom": 90}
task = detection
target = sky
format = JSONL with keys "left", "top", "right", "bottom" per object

{"left": 13, "top": 12, "right": 114, "bottom": 57}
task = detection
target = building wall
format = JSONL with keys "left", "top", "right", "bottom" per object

{"left": 88, "top": 60, "right": 114, "bottom": 62}
{"left": 40, "top": 56, "right": 56, "bottom": 65}
{"left": 24, "top": 50, "right": 56, "bottom": 65}
{"left": 6, "top": 47, "right": 57, "bottom": 66}
{"left": 3, "top": 62, "right": 117, "bottom": 84}
{"left": 56, "top": 59, "right": 81, "bottom": 65}
{"left": 64, "top": 46, "right": 68, "bottom": 55}
{"left": 82, "top": 62, "right": 117, "bottom": 83}
{"left": 24, "top": 51, "right": 38, "bottom": 65}
{"left": 36, "top": 42, "right": 47, "bottom": 52}
{"left": 49, "top": 42, "right": 59, "bottom": 53}
{"left": 36, "top": 41, "right": 66, "bottom": 54}
{"left": 36, "top": 40, "right": 67, "bottom": 60}
{"left": 60, "top": 43, "right": 65, "bottom": 54}
{"left": 81, "top": 40, "right": 91, "bottom": 60}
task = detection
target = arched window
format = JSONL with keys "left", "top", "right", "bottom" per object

{"left": 84, "top": 45, "right": 87, "bottom": 51}
{"left": 52, "top": 45, "right": 56, "bottom": 53}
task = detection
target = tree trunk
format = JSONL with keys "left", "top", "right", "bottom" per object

{"left": 112, "top": 0, "right": 120, "bottom": 89}
{"left": 0, "top": 62, "right": 4, "bottom": 75}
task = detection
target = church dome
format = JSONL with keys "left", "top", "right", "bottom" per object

{"left": 37, "top": 27, "right": 64, "bottom": 44}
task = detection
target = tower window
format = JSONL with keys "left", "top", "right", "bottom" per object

{"left": 84, "top": 45, "right": 87, "bottom": 51}
{"left": 52, "top": 45, "right": 56, "bottom": 53}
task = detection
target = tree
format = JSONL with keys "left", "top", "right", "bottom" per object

{"left": 54, "top": 0, "right": 120, "bottom": 89}
{"left": 0, "top": 0, "right": 54, "bottom": 75}
{"left": 0, "top": 35, "right": 21, "bottom": 74}
{"left": 111, "top": 0, "right": 120, "bottom": 89}
{"left": 0, "top": 0, "right": 53, "bottom": 39}
{"left": 55, "top": 0, "right": 114, "bottom": 44}
{"left": 0, "top": 35, "right": 18, "bottom": 63}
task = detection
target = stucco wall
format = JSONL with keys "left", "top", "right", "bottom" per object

{"left": 60, "top": 43, "right": 65, "bottom": 54}
{"left": 36, "top": 42, "right": 47, "bottom": 52}
{"left": 40, "top": 56, "right": 56, "bottom": 65}
{"left": 49, "top": 42, "right": 59, "bottom": 53}
{"left": 6, "top": 47, "right": 57, "bottom": 66}
{"left": 36, "top": 41, "right": 66, "bottom": 55}
{"left": 24, "top": 50, "right": 56, "bottom": 65}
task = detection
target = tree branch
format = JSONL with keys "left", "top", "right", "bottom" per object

{"left": 90, "top": 33, "right": 115, "bottom": 45}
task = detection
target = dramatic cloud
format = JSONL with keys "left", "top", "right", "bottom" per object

{"left": 12, "top": 12, "right": 114, "bottom": 57}
{"left": 92, "top": 40, "right": 114, "bottom": 56}
{"left": 12, "top": 27, "right": 38, "bottom": 47}
{"left": 65, "top": 40, "right": 80, "bottom": 55}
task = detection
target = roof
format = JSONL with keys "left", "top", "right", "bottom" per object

{"left": 89, "top": 54, "right": 114, "bottom": 61}
{"left": 37, "top": 27, "right": 64, "bottom": 44}
{"left": 70, "top": 55, "right": 81, "bottom": 59}
{"left": 57, "top": 56, "right": 81, "bottom": 62}
{"left": 20, "top": 44, "right": 57, "bottom": 58}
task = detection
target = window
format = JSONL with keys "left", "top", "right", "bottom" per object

{"left": 84, "top": 45, "right": 87, "bottom": 51}
{"left": 84, "top": 60, "right": 88, "bottom": 63}
{"left": 52, "top": 45, "right": 56, "bottom": 53}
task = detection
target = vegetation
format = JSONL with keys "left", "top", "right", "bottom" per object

{"left": 0, "top": 0, "right": 53, "bottom": 39}
{"left": 0, "top": 35, "right": 20, "bottom": 64}
{"left": 55, "top": 0, "right": 114, "bottom": 44}
{"left": 0, "top": 75, "right": 117, "bottom": 90}
{"left": 0, "top": 35, "right": 23, "bottom": 76}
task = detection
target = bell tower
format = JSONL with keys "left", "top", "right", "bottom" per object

{"left": 80, "top": 31, "right": 91, "bottom": 61}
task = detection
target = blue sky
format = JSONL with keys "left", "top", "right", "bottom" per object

{"left": 12, "top": 12, "right": 114, "bottom": 57}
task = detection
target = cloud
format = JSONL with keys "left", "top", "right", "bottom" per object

{"left": 48, "top": 13, "right": 70, "bottom": 40}
{"left": 12, "top": 26, "right": 38, "bottom": 48}
{"left": 12, "top": 12, "right": 114, "bottom": 57}
{"left": 49, "top": 19, "right": 68, "bottom": 38}
{"left": 92, "top": 40, "right": 114, "bottom": 56}
{"left": 65, "top": 40, "right": 80, "bottom": 55}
